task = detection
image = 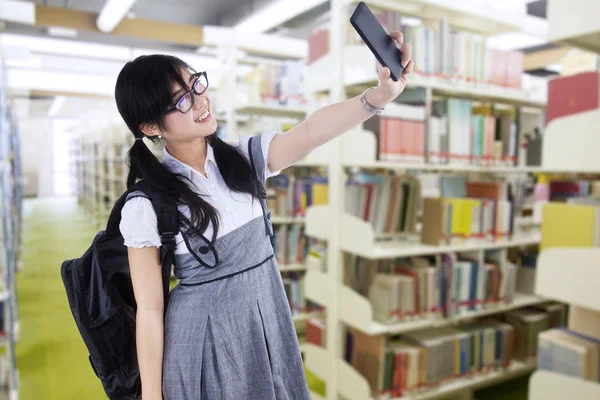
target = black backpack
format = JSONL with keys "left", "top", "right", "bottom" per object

{"left": 60, "top": 180, "right": 179, "bottom": 400}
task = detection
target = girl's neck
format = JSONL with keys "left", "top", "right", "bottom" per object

{"left": 165, "top": 137, "right": 208, "bottom": 178}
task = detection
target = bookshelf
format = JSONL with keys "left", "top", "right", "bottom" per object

{"left": 307, "top": 205, "right": 541, "bottom": 259}
{"left": 528, "top": 12, "right": 600, "bottom": 394}
{"left": 530, "top": 370, "right": 600, "bottom": 400}
{"left": 528, "top": 248, "right": 600, "bottom": 400}
{"left": 300, "top": 1, "right": 553, "bottom": 399}
{"left": 305, "top": 46, "right": 546, "bottom": 108}
{"left": 547, "top": 0, "right": 600, "bottom": 54}
{"left": 535, "top": 248, "right": 600, "bottom": 313}
{"left": 0, "top": 54, "right": 22, "bottom": 400}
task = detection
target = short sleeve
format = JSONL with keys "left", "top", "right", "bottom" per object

{"left": 234, "top": 132, "right": 281, "bottom": 181}
{"left": 119, "top": 197, "right": 162, "bottom": 248}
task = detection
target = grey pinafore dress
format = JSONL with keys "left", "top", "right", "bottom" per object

{"left": 130, "top": 135, "right": 311, "bottom": 399}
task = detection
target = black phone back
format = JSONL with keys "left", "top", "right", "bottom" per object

{"left": 350, "top": 1, "right": 404, "bottom": 81}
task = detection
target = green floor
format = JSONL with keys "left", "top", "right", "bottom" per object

{"left": 15, "top": 197, "right": 527, "bottom": 399}
{"left": 17, "top": 198, "right": 105, "bottom": 400}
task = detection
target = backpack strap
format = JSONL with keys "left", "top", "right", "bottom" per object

{"left": 105, "top": 180, "right": 180, "bottom": 311}
{"left": 248, "top": 135, "right": 273, "bottom": 238}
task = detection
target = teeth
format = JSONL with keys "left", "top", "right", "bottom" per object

{"left": 196, "top": 110, "right": 210, "bottom": 122}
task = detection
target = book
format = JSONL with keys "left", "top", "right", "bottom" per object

{"left": 541, "top": 203, "right": 600, "bottom": 250}
{"left": 547, "top": 71, "right": 600, "bottom": 125}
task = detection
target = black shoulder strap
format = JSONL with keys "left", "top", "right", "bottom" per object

{"left": 106, "top": 180, "right": 180, "bottom": 248}
{"left": 105, "top": 180, "right": 180, "bottom": 311}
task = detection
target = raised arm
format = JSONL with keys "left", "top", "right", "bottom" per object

{"left": 267, "top": 31, "right": 414, "bottom": 172}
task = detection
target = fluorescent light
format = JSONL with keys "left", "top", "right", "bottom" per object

{"left": 48, "top": 26, "right": 78, "bottom": 38}
{"left": 8, "top": 69, "right": 116, "bottom": 96}
{"left": 96, "top": 0, "right": 137, "bottom": 33}
{"left": 1, "top": 33, "right": 131, "bottom": 61}
{"left": 0, "top": 0, "right": 35, "bottom": 25}
{"left": 48, "top": 96, "right": 67, "bottom": 118}
{"left": 234, "top": 0, "right": 327, "bottom": 34}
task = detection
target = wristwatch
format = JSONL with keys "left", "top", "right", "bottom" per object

{"left": 360, "top": 87, "right": 385, "bottom": 115}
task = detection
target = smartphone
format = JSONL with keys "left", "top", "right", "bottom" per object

{"left": 350, "top": 1, "right": 404, "bottom": 82}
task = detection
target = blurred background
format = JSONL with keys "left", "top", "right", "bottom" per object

{"left": 0, "top": 0, "right": 599, "bottom": 399}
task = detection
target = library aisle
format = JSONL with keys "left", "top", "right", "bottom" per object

{"left": 17, "top": 198, "right": 103, "bottom": 400}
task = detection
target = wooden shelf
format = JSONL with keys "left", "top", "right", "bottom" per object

{"left": 306, "top": 46, "right": 545, "bottom": 107}
{"left": 536, "top": 248, "right": 600, "bottom": 313}
{"left": 548, "top": 0, "right": 600, "bottom": 54}
{"left": 234, "top": 104, "right": 307, "bottom": 119}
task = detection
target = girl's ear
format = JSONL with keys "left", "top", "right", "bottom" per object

{"left": 139, "top": 123, "right": 161, "bottom": 138}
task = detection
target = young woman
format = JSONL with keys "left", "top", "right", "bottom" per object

{"left": 115, "top": 31, "right": 413, "bottom": 399}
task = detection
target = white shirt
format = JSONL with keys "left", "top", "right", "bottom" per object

{"left": 119, "top": 132, "right": 280, "bottom": 254}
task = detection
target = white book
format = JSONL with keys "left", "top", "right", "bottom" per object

{"left": 460, "top": 261, "right": 473, "bottom": 315}
{"left": 382, "top": 102, "right": 426, "bottom": 120}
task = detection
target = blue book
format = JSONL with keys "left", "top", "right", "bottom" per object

{"left": 495, "top": 328, "right": 504, "bottom": 365}
{"left": 460, "top": 336, "right": 468, "bottom": 375}
{"left": 558, "top": 328, "right": 600, "bottom": 381}
{"left": 469, "top": 260, "right": 479, "bottom": 311}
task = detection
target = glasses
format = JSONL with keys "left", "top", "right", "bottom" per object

{"left": 166, "top": 71, "right": 209, "bottom": 114}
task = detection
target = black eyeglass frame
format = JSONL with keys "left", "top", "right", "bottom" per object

{"left": 165, "top": 71, "right": 209, "bottom": 114}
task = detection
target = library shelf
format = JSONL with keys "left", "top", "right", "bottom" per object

{"left": 536, "top": 248, "right": 600, "bottom": 313}
{"left": 547, "top": 0, "right": 600, "bottom": 54}
{"left": 338, "top": 287, "right": 544, "bottom": 336}
{"left": 529, "top": 370, "right": 600, "bottom": 400}
{"left": 542, "top": 110, "right": 600, "bottom": 173}
{"left": 339, "top": 357, "right": 536, "bottom": 400}
{"left": 234, "top": 103, "right": 307, "bottom": 119}
{"left": 344, "top": 0, "right": 517, "bottom": 37}
{"left": 293, "top": 312, "right": 323, "bottom": 322}
{"left": 305, "top": 46, "right": 545, "bottom": 108}
{"left": 279, "top": 263, "right": 307, "bottom": 272}
{"left": 271, "top": 216, "right": 306, "bottom": 225}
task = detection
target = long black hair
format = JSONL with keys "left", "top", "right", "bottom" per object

{"left": 115, "top": 54, "right": 264, "bottom": 245}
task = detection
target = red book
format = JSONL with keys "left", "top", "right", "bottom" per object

{"left": 379, "top": 118, "right": 388, "bottom": 161}
{"left": 547, "top": 71, "right": 600, "bottom": 124}
{"left": 306, "top": 318, "right": 325, "bottom": 347}
{"left": 308, "top": 29, "right": 329, "bottom": 64}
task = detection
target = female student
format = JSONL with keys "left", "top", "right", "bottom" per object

{"left": 115, "top": 31, "right": 413, "bottom": 399}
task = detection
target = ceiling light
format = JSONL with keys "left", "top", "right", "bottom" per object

{"left": 96, "top": 0, "right": 137, "bottom": 33}
{"left": 48, "top": 26, "right": 78, "bottom": 38}
{"left": 234, "top": 0, "right": 327, "bottom": 34}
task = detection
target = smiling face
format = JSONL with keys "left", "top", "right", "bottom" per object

{"left": 159, "top": 68, "right": 218, "bottom": 142}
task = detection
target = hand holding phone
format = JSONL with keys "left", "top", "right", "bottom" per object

{"left": 350, "top": 1, "right": 405, "bottom": 81}
{"left": 349, "top": 2, "right": 414, "bottom": 105}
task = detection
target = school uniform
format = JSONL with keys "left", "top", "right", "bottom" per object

{"left": 119, "top": 132, "right": 311, "bottom": 399}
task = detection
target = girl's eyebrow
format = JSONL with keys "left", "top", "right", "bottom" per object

{"left": 171, "top": 74, "right": 196, "bottom": 101}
